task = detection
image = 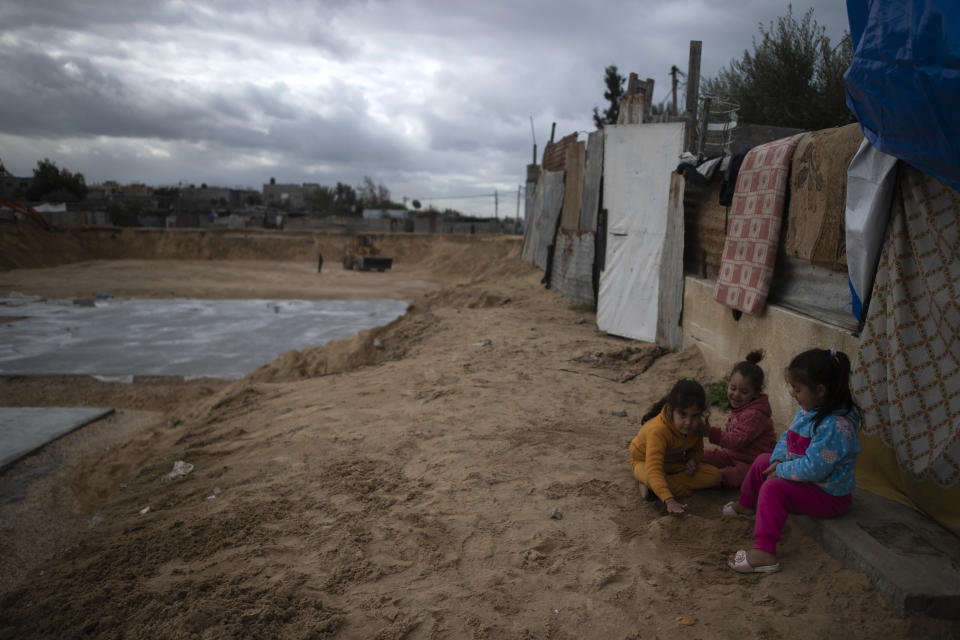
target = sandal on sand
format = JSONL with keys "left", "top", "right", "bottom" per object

{"left": 721, "top": 501, "right": 755, "bottom": 520}
{"left": 728, "top": 549, "right": 780, "bottom": 573}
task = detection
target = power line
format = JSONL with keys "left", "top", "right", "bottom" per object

{"left": 410, "top": 189, "right": 523, "bottom": 202}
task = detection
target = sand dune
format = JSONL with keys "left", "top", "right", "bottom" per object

{"left": 0, "top": 228, "right": 913, "bottom": 638}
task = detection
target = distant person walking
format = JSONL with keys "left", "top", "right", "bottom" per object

{"left": 317, "top": 253, "right": 323, "bottom": 273}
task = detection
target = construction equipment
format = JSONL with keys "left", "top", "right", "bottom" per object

{"left": 342, "top": 234, "right": 393, "bottom": 272}
{"left": 0, "top": 199, "right": 53, "bottom": 231}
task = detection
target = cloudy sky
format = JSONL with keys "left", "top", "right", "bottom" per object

{"left": 0, "top": 0, "right": 849, "bottom": 217}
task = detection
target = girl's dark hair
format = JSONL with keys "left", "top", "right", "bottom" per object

{"left": 642, "top": 378, "right": 706, "bottom": 424}
{"left": 787, "top": 348, "right": 857, "bottom": 428}
{"left": 731, "top": 349, "right": 765, "bottom": 392}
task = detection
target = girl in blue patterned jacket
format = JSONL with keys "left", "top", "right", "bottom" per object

{"left": 724, "top": 348, "right": 860, "bottom": 573}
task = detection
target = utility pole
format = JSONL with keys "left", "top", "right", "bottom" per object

{"left": 515, "top": 185, "right": 521, "bottom": 226}
{"left": 670, "top": 65, "right": 679, "bottom": 116}
{"left": 494, "top": 190, "right": 499, "bottom": 219}
{"left": 685, "top": 40, "right": 702, "bottom": 153}
{"left": 529, "top": 116, "right": 537, "bottom": 164}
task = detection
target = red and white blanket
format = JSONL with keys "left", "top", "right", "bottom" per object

{"left": 714, "top": 133, "right": 804, "bottom": 315}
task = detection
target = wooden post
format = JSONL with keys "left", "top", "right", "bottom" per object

{"left": 685, "top": 40, "right": 702, "bottom": 153}
{"left": 530, "top": 116, "right": 537, "bottom": 164}
{"left": 644, "top": 77, "right": 655, "bottom": 122}
{"left": 697, "top": 97, "right": 712, "bottom": 159}
{"left": 516, "top": 185, "right": 521, "bottom": 229}
{"left": 670, "top": 65, "right": 679, "bottom": 116}
{"left": 550, "top": 122, "right": 556, "bottom": 144}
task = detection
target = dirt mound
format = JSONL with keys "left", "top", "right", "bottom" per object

{"left": 572, "top": 344, "right": 668, "bottom": 382}
{"left": 244, "top": 324, "right": 401, "bottom": 384}
{"left": 0, "top": 222, "right": 522, "bottom": 273}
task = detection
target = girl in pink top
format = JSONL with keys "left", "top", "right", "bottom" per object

{"left": 703, "top": 350, "right": 777, "bottom": 488}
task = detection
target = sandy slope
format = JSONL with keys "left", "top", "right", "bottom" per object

{"left": 0, "top": 231, "right": 914, "bottom": 639}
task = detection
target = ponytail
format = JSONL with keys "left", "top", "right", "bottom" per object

{"left": 787, "top": 348, "right": 857, "bottom": 428}
{"left": 730, "top": 349, "right": 765, "bottom": 392}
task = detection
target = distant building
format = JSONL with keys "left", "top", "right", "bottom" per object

{"left": 263, "top": 182, "right": 306, "bottom": 209}
{"left": 362, "top": 209, "right": 407, "bottom": 220}
{"left": 261, "top": 182, "right": 328, "bottom": 211}
{"left": 178, "top": 186, "right": 260, "bottom": 211}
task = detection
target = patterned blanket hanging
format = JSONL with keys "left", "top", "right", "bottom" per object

{"left": 714, "top": 133, "right": 804, "bottom": 315}
{"left": 853, "top": 165, "right": 960, "bottom": 487}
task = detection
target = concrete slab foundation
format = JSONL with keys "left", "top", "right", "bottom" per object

{"left": 795, "top": 488, "right": 960, "bottom": 620}
{"left": 0, "top": 406, "right": 114, "bottom": 470}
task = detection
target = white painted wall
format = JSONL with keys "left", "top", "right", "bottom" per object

{"left": 597, "top": 123, "right": 685, "bottom": 342}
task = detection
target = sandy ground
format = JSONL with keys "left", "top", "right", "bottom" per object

{"left": 0, "top": 230, "right": 917, "bottom": 639}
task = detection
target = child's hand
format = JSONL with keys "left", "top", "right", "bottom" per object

{"left": 684, "top": 458, "right": 698, "bottom": 476}
{"left": 696, "top": 413, "right": 711, "bottom": 437}
{"left": 763, "top": 460, "right": 781, "bottom": 477}
{"left": 665, "top": 497, "right": 687, "bottom": 515}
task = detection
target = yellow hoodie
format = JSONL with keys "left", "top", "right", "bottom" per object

{"left": 629, "top": 406, "right": 705, "bottom": 501}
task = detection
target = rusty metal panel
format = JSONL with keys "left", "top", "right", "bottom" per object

{"left": 560, "top": 142, "right": 585, "bottom": 231}
{"left": 682, "top": 172, "right": 727, "bottom": 279}
{"left": 580, "top": 130, "right": 603, "bottom": 232}
{"left": 542, "top": 132, "right": 578, "bottom": 172}
{"left": 521, "top": 169, "right": 565, "bottom": 269}
{"left": 552, "top": 230, "right": 595, "bottom": 305}
{"left": 656, "top": 172, "right": 686, "bottom": 350}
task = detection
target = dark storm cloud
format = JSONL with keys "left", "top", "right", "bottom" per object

{"left": 0, "top": 45, "right": 403, "bottom": 167}
{"left": 0, "top": 50, "right": 198, "bottom": 139}
{"left": 0, "top": 0, "right": 355, "bottom": 54}
{"left": 0, "top": 0, "right": 852, "bottom": 213}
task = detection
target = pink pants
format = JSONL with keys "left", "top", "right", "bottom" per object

{"left": 702, "top": 448, "right": 751, "bottom": 488}
{"left": 739, "top": 453, "right": 852, "bottom": 555}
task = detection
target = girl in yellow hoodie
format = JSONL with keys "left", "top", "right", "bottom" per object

{"left": 630, "top": 379, "right": 722, "bottom": 514}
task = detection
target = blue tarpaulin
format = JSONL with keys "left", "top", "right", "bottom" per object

{"left": 845, "top": 1, "right": 960, "bottom": 193}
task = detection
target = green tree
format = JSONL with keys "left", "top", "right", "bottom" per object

{"left": 305, "top": 184, "right": 336, "bottom": 212}
{"left": 27, "top": 158, "right": 88, "bottom": 201}
{"left": 357, "top": 176, "right": 404, "bottom": 209}
{"left": 592, "top": 65, "right": 625, "bottom": 129}
{"left": 357, "top": 175, "right": 379, "bottom": 204}
{"left": 703, "top": 5, "right": 854, "bottom": 130}
{"left": 334, "top": 181, "right": 359, "bottom": 214}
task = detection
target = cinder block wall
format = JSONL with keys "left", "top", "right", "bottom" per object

{"left": 682, "top": 276, "right": 860, "bottom": 430}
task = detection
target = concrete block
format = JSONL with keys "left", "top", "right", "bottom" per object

{"left": 0, "top": 407, "right": 115, "bottom": 470}
{"left": 795, "top": 488, "right": 960, "bottom": 619}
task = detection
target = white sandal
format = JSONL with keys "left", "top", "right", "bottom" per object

{"left": 721, "top": 501, "right": 755, "bottom": 520}
{"left": 728, "top": 549, "right": 780, "bottom": 573}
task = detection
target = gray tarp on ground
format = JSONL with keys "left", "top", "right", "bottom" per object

{"left": 521, "top": 169, "right": 565, "bottom": 270}
{"left": 551, "top": 230, "right": 596, "bottom": 305}
{"left": 0, "top": 296, "right": 409, "bottom": 379}
{"left": 0, "top": 407, "right": 114, "bottom": 470}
